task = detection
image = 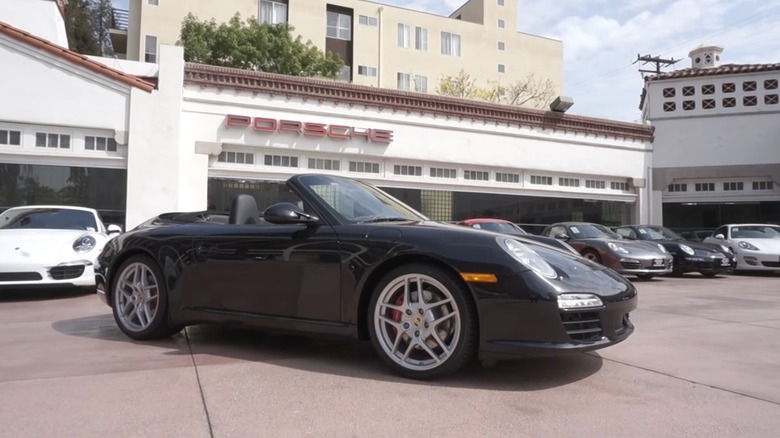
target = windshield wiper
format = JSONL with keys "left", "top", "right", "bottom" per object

{"left": 357, "top": 217, "right": 412, "bottom": 224}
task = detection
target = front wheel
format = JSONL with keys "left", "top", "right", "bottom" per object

{"left": 111, "top": 255, "right": 179, "bottom": 340}
{"left": 367, "top": 264, "right": 477, "bottom": 380}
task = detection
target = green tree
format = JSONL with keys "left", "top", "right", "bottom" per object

{"left": 64, "top": 0, "right": 114, "bottom": 56}
{"left": 178, "top": 13, "right": 344, "bottom": 79}
{"left": 436, "top": 69, "right": 557, "bottom": 109}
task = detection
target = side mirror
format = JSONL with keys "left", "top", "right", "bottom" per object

{"left": 714, "top": 234, "right": 725, "bottom": 240}
{"left": 263, "top": 202, "right": 319, "bottom": 225}
{"left": 554, "top": 233, "right": 570, "bottom": 241}
{"left": 107, "top": 224, "right": 123, "bottom": 235}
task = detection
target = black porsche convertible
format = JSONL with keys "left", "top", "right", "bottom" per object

{"left": 96, "top": 174, "right": 637, "bottom": 379}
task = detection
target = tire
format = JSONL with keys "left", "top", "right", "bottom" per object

{"left": 701, "top": 272, "right": 718, "bottom": 277}
{"left": 367, "top": 263, "right": 477, "bottom": 380}
{"left": 581, "top": 249, "right": 602, "bottom": 264}
{"left": 111, "top": 254, "right": 179, "bottom": 340}
{"left": 636, "top": 273, "right": 655, "bottom": 280}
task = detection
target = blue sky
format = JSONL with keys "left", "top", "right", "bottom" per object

{"left": 113, "top": 0, "right": 780, "bottom": 122}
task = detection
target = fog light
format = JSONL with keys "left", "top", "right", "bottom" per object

{"left": 620, "top": 258, "right": 640, "bottom": 264}
{"left": 558, "top": 293, "right": 604, "bottom": 310}
{"left": 744, "top": 256, "right": 759, "bottom": 266}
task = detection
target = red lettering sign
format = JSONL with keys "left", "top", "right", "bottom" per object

{"left": 225, "top": 115, "right": 393, "bottom": 143}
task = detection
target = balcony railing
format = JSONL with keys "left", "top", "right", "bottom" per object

{"left": 111, "top": 8, "right": 128, "bottom": 31}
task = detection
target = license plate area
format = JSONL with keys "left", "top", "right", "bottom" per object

{"left": 653, "top": 259, "right": 665, "bottom": 267}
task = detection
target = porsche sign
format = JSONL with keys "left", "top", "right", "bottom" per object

{"left": 226, "top": 115, "right": 394, "bottom": 144}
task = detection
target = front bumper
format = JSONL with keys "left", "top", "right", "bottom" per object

{"left": 676, "top": 254, "right": 736, "bottom": 273}
{"left": 735, "top": 252, "right": 780, "bottom": 271}
{"left": 0, "top": 260, "right": 96, "bottom": 289}
{"left": 613, "top": 256, "right": 673, "bottom": 276}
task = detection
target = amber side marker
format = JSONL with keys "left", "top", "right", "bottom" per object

{"left": 460, "top": 273, "right": 498, "bottom": 283}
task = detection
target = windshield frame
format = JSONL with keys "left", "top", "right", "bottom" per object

{"left": 730, "top": 225, "right": 780, "bottom": 239}
{"left": 567, "top": 223, "right": 622, "bottom": 239}
{"left": 636, "top": 225, "right": 685, "bottom": 241}
{"left": 0, "top": 207, "right": 99, "bottom": 231}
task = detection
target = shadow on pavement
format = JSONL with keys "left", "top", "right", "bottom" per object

{"left": 51, "top": 315, "right": 603, "bottom": 391}
{"left": 0, "top": 287, "right": 92, "bottom": 302}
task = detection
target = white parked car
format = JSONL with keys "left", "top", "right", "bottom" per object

{"left": 0, "top": 205, "right": 121, "bottom": 290}
{"left": 704, "top": 223, "right": 780, "bottom": 272}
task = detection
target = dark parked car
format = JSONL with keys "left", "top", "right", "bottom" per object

{"left": 456, "top": 218, "right": 581, "bottom": 255}
{"left": 97, "top": 174, "right": 637, "bottom": 379}
{"left": 541, "top": 222, "right": 673, "bottom": 279}
{"left": 613, "top": 225, "right": 735, "bottom": 276}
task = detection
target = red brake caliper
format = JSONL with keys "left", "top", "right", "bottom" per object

{"left": 389, "top": 294, "right": 405, "bottom": 337}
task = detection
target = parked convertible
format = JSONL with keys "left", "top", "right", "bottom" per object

{"left": 96, "top": 174, "right": 637, "bottom": 379}
{"left": 541, "top": 222, "right": 673, "bottom": 279}
{"left": 613, "top": 224, "right": 735, "bottom": 276}
{"left": 0, "top": 206, "right": 121, "bottom": 290}
{"left": 704, "top": 223, "right": 780, "bottom": 272}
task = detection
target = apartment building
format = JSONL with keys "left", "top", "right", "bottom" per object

{"left": 112, "top": 0, "right": 563, "bottom": 102}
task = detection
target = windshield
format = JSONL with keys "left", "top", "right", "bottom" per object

{"left": 731, "top": 225, "right": 780, "bottom": 239}
{"left": 472, "top": 222, "right": 527, "bottom": 234}
{"left": 0, "top": 208, "right": 98, "bottom": 231}
{"left": 637, "top": 226, "right": 684, "bottom": 241}
{"left": 568, "top": 223, "right": 621, "bottom": 239}
{"left": 297, "top": 174, "right": 428, "bottom": 223}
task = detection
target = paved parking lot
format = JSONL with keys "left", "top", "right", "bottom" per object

{"left": 1, "top": 272, "right": 779, "bottom": 438}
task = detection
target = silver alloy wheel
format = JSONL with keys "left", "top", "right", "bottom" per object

{"left": 114, "top": 262, "right": 160, "bottom": 332}
{"left": 373, "top": 273, "right": 461, "bottom": 372}
{"left": 584, "top": 252, "right": 599, "bottom": 262}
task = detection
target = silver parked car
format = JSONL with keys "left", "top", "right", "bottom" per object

{"left": 704, "top": 223, "right": 780, "bottom": 272}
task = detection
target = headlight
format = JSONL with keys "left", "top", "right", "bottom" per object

{"left": 73, "top": 235, "right": 96, "bottom": 253}
{"left": 558, "top": 293, "right": 604, "bottom": 310}
{"left": 738, "top": 241, "right": 759, "bottom": 251}
{"left": 657, "top": 243, "right": 667, "bottom": 253}
{"left": 721, "top": 245, "right": 732, "bottom": 254}
{"left": 608, "top": 242, "right": 629, "bottom": 254}
{"left": 680, "top": 244, "right": 695, "bottom": 255}
{"left": 496, "top": 237, "right": 557, "bottom": 279}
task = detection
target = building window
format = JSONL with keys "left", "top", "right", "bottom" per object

{"left": 497, "top": 19, "right": 505, "bottom": 28}
{"left": 701, "top": 84, "right": 715, "bottom": 94}
{"left": 337, "top": 65, "right": 351, "bottom": 82}
{"left": 702, "top": 99, "right": 716, "bottom": 109}
{"left": 308, "top": 158, "right": 340, "bottom": 171}
{"left": 764, "top": 79, "right": 778, "bottom": 90}
{"left": 743, "top": 96, "right": 757, "bottom": 106}
{"left": 394, "top": 165, "right": 422, "bottom": 176}
{"left": 498, "top": 0, "right": 505, "bottom": 5}
{"left": 530, "top": 175, "right": 552, "bottom": 185}
{"left": 259, "top": 0, "right": 287, "bottom": 25}
{"left": 357, "top": 65, "right": 377, "bottom": 76}
{"left": 498, "top": 64, "right": 505, "bottom": 73}
{"left": 723, "top": 182, "right": 744, "bottom": 191}
{"left": 464, "top": 170, "right": 489, "bottom": 181}
{"left": 497, "top": 41, "right": 505, "bottom": 51}
{"left": 496, "top": 172, "right": 520, "bottom": 183}
{"left": 723, "top": 97, "right": 736, "bottom": 108}
{"left": 326, "top": 11, "right": 351, "bottom": 40}
{"left": 753, "top": 181, "right": 774, "bottom": 190}
{"left": 668, "top": 183, "right": 687, "bottom": 192}
{"left": 397, "top": 72, "right": 410, "bottom": 90}
{"left": 586, "top": 180, "right": 605, "bottom": 189}
{"left": 695, "top": 183, "right": 715, "bottom": 192}
{"left": 85, "top": 136, "right": 118, "bottom": 152}
{"left": 35, "top": 132, "right": 70, "bottom": 149}
{"left": 682, "top": 86, "right": 695, "bottom": 96}
{"left": 440, "top": 32, "right": 461, "bottom": 57}
{"left": 662, "top": 87, "right": 675, "bottom": 98}
{"left": 743, "top": 81, "right": 757, "bottom": 92}
{"left": 663, "top": 102, "right": 676, "bottom": 112}
{"left": 0, "top": 129, "right": 21, "bottom": 146}
{"left": 264, "top": 154, "right": 298, "bottom": 168}
{"left": 219, "top": 151, "right": 255, "bottom": 164}
{"left": 682, "top": 100, "right": 695, "bottom": 110}
{"left": 409, "top": 27, "right": 425, "bottom": 51}
{"left": 611, "top": 181, "right": 629, "bottom": 191}
{"left": 397, "top": 23, "right": 410, "bottom": 48}
{"left": 358, "top": 15, "right": 377, "bottom": 26}
{"left": 144, "top": 35, "right": 157, "bottom": 63}
{"left": 414, "top": 75, "right": 427, "bottom": 92}
{"left": 722, "top": 83, "right": 735, "bottom": 93}
{"left": 430, "top": 167, "right": 456, "bottom": 179}
{"left": 147, "top": 0, "right": 158, "bottom": 5}
{"left": 349, "top": 161, "right": 380, "bottom": 173}
{"left": 765, "top": 94, "right": 779, "bottom": 105}
{"left": 559, "top": 177, "right": 580, "bottom": 187}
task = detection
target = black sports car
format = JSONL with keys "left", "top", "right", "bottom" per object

{"left": 612, "top": 224, "right": 736, "bottom": 276}
{"left": 96, "top": 174, "right": 637, "bottom": 379}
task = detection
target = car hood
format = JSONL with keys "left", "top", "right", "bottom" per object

{"left": 658, "top": 239, "right": 728, "bottom": 254}
{"left": 579, "top": 238, "right": 665, "bottom": 255}
{"left": 731, "top": 238, "right": 780, "bottom": 251}
{"left": 0, "top": 229, "right": 103, "bottom": 253}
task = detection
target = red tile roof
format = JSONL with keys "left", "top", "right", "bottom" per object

{"left": 0, "top": 21, "right": 155, "bottom": 93}
{"left": 183, "top": 63, "right": 654, "bottom": 142}
{"left": 646, "top": 63, "right": 780, "bottom": 82}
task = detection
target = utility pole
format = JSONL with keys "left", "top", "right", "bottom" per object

{"left": 634, "top": 54, "right": 679, "bottom": 76}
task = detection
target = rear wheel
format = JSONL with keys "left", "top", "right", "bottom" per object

{"left": 367, "top": 264, "right": 477, "bottom": 380}
{"left": 582, "top": 249, "right": 602, "bottom": 264}
{"left": 111, "top": 255, "right": 179, "bottom": 340}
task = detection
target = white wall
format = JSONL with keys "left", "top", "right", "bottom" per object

{"left": 0, "top": 0, "right": 68, "bottom": 47}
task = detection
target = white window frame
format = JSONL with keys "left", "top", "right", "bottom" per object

{"left": 498, "top": 64, "right": 505, "bottom": 73}
{"left": 327, "top": 11, "right": 351, "bottom": 41}
{"left": 85, "top": 136, "right": 118, "bottom": 152}
{"left": 219, "top": 151, "right": 255, "bottom": 165}
{"left": 259, "top": 0, "right": 288, "bottom": 25}
{"left": 147, "top": 0, "right": 159, "bottom": 5}
{"left": 0, "top": 129, "right": 21, "bottom": 146}
{"left": 415, "top": 27, "right": 427, "bottom": 50}
{"left": 397, "top": 23, "right": 410, "bottom": 48}
{"left": 35, "top": 132, "right": 71, "bottom": 149}
{"left": 414, "top": 75, "right": 427, "bottom": 92}
{"left": 440, "top": 32, "right": 461, "bottom": 57}
{"left": 397, "top": 72, "right": 411, "bottom": 91}
{"left": 358, "top": 15, "right": 377, "bottom": 26}
{"left": 264, "top": 154, "right": 298, "bottom": 168}
{"left": 144, "top": 35, "right": 157, "bottom": 63}
{"left": 497, "top": 41, "right": 505, "bottom": 51}
{"left": 358, "top": 65, "right": 377, "bottom": 77}
{"left": 498, "top": 19, "right": 505, "bottom": 28}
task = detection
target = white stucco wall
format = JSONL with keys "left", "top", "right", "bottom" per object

{"left": 0, "top": 0, "right": 68, "bottom": 47}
